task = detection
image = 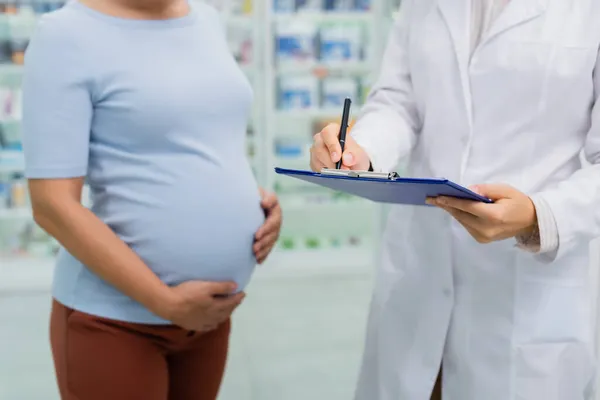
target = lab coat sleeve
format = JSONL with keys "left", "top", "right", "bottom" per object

{"left": 350, "top": 0, "right": 420, "bottom": 172}
{"left": 515, "top": 197, "right": 559, "bottom": 257}
{"left": 533, "top": 50, "right": 600, "bottom": 262}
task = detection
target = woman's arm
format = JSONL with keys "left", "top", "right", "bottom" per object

{"left": 29, "top": 178, "right": 176, "bottom": 317}
{"left": 350, "top": 0, "right": 420, "bottom": 172}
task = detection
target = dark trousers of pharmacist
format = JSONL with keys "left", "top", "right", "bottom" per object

{"left": 431, "top": 368, "right": 442, "bottom": 400}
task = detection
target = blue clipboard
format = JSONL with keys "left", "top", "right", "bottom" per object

{"left": 275, "top": 167, "right": 492, "bottom": 206}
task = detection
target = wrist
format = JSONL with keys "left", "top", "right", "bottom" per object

{"left": 147, "top": 284, "right": 180, "bottom": 321}
{"left": 517, "top": 198, "right": 539, "bottom": 239}
{"left": 518, "top": 221, "right": 538, "bottom": 240}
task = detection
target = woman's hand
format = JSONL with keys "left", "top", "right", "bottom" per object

{"left": 310, "top": 123, "right": 371, "bottom": 171}
{"left": 254, "top": 189, "right": 282, "bottom": 264}
{"left": 162, "top": 280, "right": 244, "bottom": 332}
{"left": 427, "top": 184, "right": 537, "bottom": 244}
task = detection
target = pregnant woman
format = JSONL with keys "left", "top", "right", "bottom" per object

{"left": 21, "top": 0, "right": 282, "bottom": 399}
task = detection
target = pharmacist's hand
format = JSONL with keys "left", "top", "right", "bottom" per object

{"left": 427, "top": 184, "right": 537, "bottom": 244}
{"left": 310, "top": 123, "right": 371, "bottom": 171}
{"left": 254, "top": 189, "right": 282, "bottom": 264}
{"left": 164, "top": 281, "right": 244, "bottom": 332}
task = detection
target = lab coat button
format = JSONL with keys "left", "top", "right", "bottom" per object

{"left": 443, "top": 288, "right": 452, "bottom": 297}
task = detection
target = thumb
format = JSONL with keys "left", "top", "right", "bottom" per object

{"left": 342, "top": 139, "right": 369, "bottom": 170}
{"left": 342, "top": 151, "right": 356, "bottom": 167}
{"left": 469, "top": 183, "right": 517, "bottom": 201}
{"left": 261, "top": 191, "right": 278, "bottom": 209}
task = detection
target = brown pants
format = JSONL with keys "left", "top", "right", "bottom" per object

{"left": 49, "top": 300, "right": 230, "bottom": 400}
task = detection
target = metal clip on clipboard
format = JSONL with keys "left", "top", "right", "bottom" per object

{"left": 321, "top": 168, "right": 400, "bottom": 180}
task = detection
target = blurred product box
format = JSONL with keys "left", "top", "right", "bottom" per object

{"left": 274, "top": 0, "right": 372, "bottom": 12}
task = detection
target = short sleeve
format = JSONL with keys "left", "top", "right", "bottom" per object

{"left": 22, "top": 18, "right": 93, "bottom": 179}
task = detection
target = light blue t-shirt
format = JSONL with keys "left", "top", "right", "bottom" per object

{"left": 22, "top": 1, "right": 264, "bottom": 324}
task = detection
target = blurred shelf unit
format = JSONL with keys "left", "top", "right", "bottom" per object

{"left": 0, "top": 2, "right": 61, "bottom": 69}
{"left": 200, "top": 0, "right": 266, "bottom": 182}
{"left": 0, "top": 149, "right": 59, "bottom": 260}
{"left": 270, "top": 12, "right": 375, "bottom": 113}
{"left": 0, "top": 3, "right": 70, "bottom": 262}
{"left": 262, "top": 0, "right": 389, "bottom": 266}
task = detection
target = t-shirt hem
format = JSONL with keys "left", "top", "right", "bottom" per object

{"left": 25, "top": 166, "right": 87, "bottom": 179}
{"left": 52, "top": 292, "right": 172, "bottom": 325}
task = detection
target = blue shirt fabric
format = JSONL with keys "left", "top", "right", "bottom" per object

{"left": 22, "top": 1, "right": 264, "bottom": 324}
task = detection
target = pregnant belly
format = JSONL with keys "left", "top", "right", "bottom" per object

{"left": 99, "top": 189, "right": 265, "bottom": 291}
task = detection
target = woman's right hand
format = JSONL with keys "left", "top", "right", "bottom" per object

{"left": 160, "top": 281, "right": 244, "bottom": 332}
{"left": 310, "top": 123, "right": 371, "bottom": 171}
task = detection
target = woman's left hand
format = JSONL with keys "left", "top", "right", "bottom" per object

{"left": 254, "top": 189, "right": 282, "bottom": 264}
{"left": 427, "top": 184, "right": 537, "bottom": 244}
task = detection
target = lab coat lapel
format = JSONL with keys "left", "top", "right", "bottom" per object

{"left": 481, "top": 0, "right": 549, "bottom": 46}
{"left": 437, "top": 0, "right": 472, "bottom": 126}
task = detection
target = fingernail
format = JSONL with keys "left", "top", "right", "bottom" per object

{"left": 331, "top": 152, "right": 339, "bottom": 162}
{"left": 426, "top": 198, "right": 434, "bottom": 205}
{"left": 343, "top": 152, "right": 354, "bottom": 165}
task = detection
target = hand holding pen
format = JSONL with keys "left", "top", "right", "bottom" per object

{"left": 309, "top": 98, "right": 371, "bottom": 172}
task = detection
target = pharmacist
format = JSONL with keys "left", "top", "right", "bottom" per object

{"left": 310, "top": 1, "right": 600, "bottom": 400}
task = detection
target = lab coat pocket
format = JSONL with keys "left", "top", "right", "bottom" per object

{"left": 514, "top": 278, "right": 590, "bottom": 344}
{"left": 494, "top": 41, "right": 595, "bottom": 77}
{"left": 515, "top": 341, "right": 594, "bottom": 400}
{"left": 548, "top": 45, "right": 597, "bottom": 78}
{"left": 487, "top": 41, "right": 595, "bottom": 113}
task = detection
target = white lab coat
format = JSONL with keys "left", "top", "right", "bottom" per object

{"left": 350, "top": 0, "right": 600, "bottom": 399}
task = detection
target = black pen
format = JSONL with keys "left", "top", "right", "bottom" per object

{"left": 336, "top": 97, "right": 352, "bottom": 170}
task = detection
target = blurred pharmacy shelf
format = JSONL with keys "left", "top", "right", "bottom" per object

{"left": 272, "top": 11, "right": 374, "bottom": 23}
{"left": 276, "top": 60, "right": 372, "bottom": 75}
{"left": 224, "top": 14, "right": 254, "bottom": 27}
{"left": 274, "top": 107, "right": 360, "bottom": 119}
{"left": 0, "top": 150, "right": 24, "bottom": 173}
{"left": 0, "top": 5, "right": 65, "bottom": 268}
{"left": 259, "top": 0, "right": 393, "bottom": 270}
